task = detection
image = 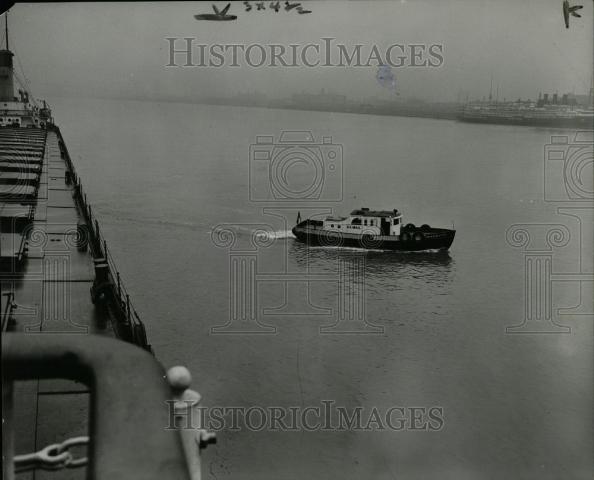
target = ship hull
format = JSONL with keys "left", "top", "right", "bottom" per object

{"left": 458, "top": 114, "right": 594, "bottom": 129}
{"left": 292, "top": 220, "right": 455, "bottom": 252}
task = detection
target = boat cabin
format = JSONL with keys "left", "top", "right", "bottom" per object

{"left": 323, "top": 208, "right": 403, "bottom": 236}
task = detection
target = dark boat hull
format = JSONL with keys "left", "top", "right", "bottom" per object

{"left": 291, "top": 220, "right": 455, "bottom": 252}
{"left": 458, "top": 114, "right": 594, "bottom": 129}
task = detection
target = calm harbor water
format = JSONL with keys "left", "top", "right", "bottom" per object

{"left": 50, "top": 97, "right": 592, "bottom": 480}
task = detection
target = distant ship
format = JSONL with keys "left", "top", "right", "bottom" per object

{"left": 459, "top": 92, "right": 594, "bottom": 129}
{"left": 292, "top": 208, "right": 455, "bottom": 251}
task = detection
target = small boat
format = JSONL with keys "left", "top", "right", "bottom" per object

{"left": 291, "top": 208, "right": 455, "bottom": 251}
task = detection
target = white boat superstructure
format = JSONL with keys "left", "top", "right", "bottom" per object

{"left": 322, "top": 208, "right": 403, "bottom": 237}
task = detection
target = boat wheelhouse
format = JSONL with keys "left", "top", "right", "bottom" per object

{"left": 292, "top": 207, "right": 455, "bottom": 251}
{"left": 323, "top": 208, "right": 403, "bottom": 236}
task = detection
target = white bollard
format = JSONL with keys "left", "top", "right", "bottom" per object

{"left": 166, "top": 366, "right": 216, "bottom": 480}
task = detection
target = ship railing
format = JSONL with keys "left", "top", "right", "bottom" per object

{"left": 80, "top": 182, "right": 151, "bottom": 350}
{"left": 50, "top": 125, "right": 151, "bottom": 351}
{"left": 103, "top": 241, "right": 148, "bottom": 337}
{"left": 0, "top": 109, "right": 35, "bottom": 115}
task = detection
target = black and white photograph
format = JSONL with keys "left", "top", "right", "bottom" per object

{"left": 1, "top": 1, "right": 593, "bottom": 479}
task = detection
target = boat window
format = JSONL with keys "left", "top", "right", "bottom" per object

{"left": 363, "top": 219, "right": 367, "bottom": 226}
{"left": 393, "top": 219, "right": 398, "bottom": 225}
{"left": 331, "top": 224, "right": 334, "bottom": 228}
{"left": 351, "top": 218, "right": 361, "bottom": 225}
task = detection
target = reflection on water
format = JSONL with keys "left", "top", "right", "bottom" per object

{"left": 289, "top": 238, "right": 454, "bottom": 286}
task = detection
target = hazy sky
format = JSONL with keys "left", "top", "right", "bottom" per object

{"left": 4, "top": 1, "right": 593, "bottom": 102}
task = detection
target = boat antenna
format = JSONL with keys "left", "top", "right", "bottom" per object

{"left": 4, "top": 12, "right": 8, "bottom": 50}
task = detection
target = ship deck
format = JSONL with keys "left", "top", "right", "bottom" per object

{"left": 1, "top": 127, "right": 118, "bottom": 479}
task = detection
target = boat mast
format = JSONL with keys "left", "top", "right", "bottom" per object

{"left": 4, "top": 12, "right": 8, "bottom": 50}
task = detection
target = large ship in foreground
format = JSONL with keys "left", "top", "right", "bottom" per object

{"left": 1, "top": 14, "right": 209, "bottom": 478}
{"left": 292, "top": 208, "right": 455, "bottom": 251}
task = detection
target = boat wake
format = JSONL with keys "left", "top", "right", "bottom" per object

{"left": 257, "top": 229, "right": 295, "bottom": 240}
{"left": 209, "top": 225, "right": 296, "bottom": 244}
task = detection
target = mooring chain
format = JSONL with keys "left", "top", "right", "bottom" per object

{"left": 14, "top": 436, "right": 89, "bottom": 471}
